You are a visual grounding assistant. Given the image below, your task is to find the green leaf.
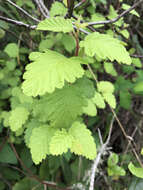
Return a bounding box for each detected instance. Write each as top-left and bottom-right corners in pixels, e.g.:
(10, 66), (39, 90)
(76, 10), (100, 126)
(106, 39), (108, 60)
(117, 29), (130, 39)
(24, 119), (41, 148)
(97, 81), (114, 94)
(108, 5), (123, 27)
(128, 162), (143, 178)
(50, 129), (73, 155)
(129, 178), (143, 190)
(50, 1), (67, 17)
(69, 122), (97, 160)
(132, 58), (142, 68)
(82, 98), (97, 116)
(22, 50), (84, 96)
(108, 153), (119, 167)
(37, 17), (73, 33)
(61, 34), (76, 53)
(104, 62), (117, 77)
(4, 43), (18, 58)
(33, 77), (94, 128)
(12, 177), (42, 190)
(0, 143), (17, 164)
(108, 165), (126, 176)
(122, 4), (139, 17)
(9, 107), (29, 131)
(133, 81), (143, 93)
(29, 125), (57, 164)
(120, 90), (131, 109)
(103, 93), (116, 109)
(80, 32), (131, 64)
(92, 92), (105, 109)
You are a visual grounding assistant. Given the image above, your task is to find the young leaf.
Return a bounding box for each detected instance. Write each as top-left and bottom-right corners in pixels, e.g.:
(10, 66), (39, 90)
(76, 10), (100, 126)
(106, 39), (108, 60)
(103, 93), (116, 109)
(24, 119), (41, 148)
(108, 153), (119, 167)
(128, 162), (143, 178)
(9, 107), (29, 131)
(22, 50), (84, 96)
(50, 1), (67, 17)
(97, 81), (114, 94)
(50, 129), (73, 155)
(4, 43), (19, 58)
(108, 165), (126, 176)
(69, 122), (96, 160)
(104, 62), (117, 76)
(29, 125), (57, 164)
(122, 4), (139, 17)
(80, 32), (132, 64)
(37, 17), (73, 33)
(92, 92), (106, 109)
(82, 99), (97, 116)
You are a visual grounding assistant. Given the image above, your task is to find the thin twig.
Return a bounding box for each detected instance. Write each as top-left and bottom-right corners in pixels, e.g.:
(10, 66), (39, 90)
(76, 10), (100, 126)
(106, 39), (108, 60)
(6, 0), (40, 22)
(131, 54), (143, 58)
(89, 117), (114, 190)
(38, 0), (50, 17)
(74, 0), (87, 9)
(87, 0), (143, 26)
(87, 64), (98, 83)
(0, 16), (36, 29)
(34, 0), (50, 18)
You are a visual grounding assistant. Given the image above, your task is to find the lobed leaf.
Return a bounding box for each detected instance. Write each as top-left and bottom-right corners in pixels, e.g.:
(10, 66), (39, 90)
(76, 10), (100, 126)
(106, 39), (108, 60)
(80, 32), (132, 64)
(50, 129), (73, 155)
(37, 17), (73, 33)
(29, 125), (57, 164)
(22, 50), (84, 96)
(69, 122), (97, 160)
(33, 77), (95, 128)
(9, 107), (29, 131)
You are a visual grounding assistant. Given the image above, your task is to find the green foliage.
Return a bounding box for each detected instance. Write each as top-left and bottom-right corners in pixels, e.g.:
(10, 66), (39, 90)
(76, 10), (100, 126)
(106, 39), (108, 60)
(50, 1), (67, 17)
(29, 122), (96, 164)
(122, 4), (139, 17)
(22, 50), (84, 96)
(0, 143), (17, 164)
(29, 125), (57, 164)
(4, 43), (19, 58)
(128, 162), (143, 178)
(49, 129), (73, 155)
(97, 81), (116, 108)
(37, 17), (73, 33)
(80, 32), (132, 64)
(9, 107), (29, 131)
(33, 77), (94, 127)
(12, 178), (43, 190)
(107, 153), (126, 177)
(69, 122), (96, 159)
(129, 178), (143, 190)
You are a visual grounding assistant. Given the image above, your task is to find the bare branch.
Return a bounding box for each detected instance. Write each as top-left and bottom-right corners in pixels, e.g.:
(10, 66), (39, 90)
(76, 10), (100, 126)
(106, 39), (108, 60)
(6, 0), (40, 22)
(0, 15), (36, 29)
(87, 0), (143, 26)
(74, 0), (87, 9)
(89, 117), (114, 190)
(34, 0), (50, 18)
(131, 54), (143, 58)
(38, 0), (50, 17)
